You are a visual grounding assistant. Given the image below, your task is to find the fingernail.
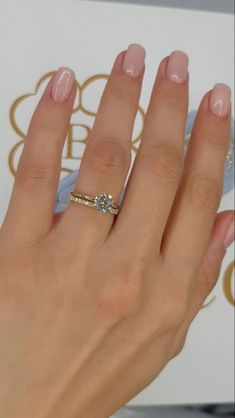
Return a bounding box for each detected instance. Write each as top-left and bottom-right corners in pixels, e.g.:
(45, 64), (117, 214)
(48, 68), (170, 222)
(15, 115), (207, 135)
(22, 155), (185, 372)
(122, 44), (146, 78)
(166, 50), (189, 83)
(224, 219), (234, 249)
(209, 83), (231, 117)
(51, 67), (75, 102)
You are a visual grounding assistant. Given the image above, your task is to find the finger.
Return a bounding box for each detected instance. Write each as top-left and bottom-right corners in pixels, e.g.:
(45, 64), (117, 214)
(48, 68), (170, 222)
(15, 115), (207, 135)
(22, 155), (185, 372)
(162, 84), (232, 281)
(110, 51), (189, 254)
(195, 210), (234, 306)
(2, 67), (77, 244)
(171, 210), (234, 357)
(61, 44), (146, 244)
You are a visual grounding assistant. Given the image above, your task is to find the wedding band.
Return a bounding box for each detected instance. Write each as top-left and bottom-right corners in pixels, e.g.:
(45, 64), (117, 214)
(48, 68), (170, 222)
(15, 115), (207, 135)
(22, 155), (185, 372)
(70, 191), (120, 215)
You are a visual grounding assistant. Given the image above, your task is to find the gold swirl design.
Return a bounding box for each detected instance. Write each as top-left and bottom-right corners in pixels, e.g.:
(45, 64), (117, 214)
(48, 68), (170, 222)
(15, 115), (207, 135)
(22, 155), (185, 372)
(8, 72), (145, 176)
(223, 260), (235, 306)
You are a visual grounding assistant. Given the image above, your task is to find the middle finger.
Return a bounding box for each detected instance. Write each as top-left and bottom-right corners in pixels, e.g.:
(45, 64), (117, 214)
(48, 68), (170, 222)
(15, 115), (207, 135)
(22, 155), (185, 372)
(110, 51), (189, 255)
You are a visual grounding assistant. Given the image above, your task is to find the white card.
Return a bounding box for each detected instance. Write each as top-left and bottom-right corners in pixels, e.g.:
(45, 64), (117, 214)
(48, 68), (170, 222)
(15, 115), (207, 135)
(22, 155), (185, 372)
(0, 0), (234, 406)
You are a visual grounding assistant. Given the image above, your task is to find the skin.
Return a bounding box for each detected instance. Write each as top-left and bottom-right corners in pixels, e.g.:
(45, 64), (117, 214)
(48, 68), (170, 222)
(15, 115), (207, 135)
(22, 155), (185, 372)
(0, 51), (234, 418)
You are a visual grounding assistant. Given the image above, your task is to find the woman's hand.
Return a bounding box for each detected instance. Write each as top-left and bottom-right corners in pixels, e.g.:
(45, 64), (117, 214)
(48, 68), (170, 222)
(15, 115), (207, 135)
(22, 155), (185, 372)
(0, 45), (234, 418)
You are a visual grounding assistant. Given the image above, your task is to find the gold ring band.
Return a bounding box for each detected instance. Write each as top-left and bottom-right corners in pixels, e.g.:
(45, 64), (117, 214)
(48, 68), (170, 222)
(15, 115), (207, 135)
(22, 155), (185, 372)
(70, 191), (120, 215)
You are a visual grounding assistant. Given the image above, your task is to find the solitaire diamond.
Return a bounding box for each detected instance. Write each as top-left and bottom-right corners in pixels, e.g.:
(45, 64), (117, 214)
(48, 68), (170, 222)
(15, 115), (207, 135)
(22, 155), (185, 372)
(94, 193), (113, 213)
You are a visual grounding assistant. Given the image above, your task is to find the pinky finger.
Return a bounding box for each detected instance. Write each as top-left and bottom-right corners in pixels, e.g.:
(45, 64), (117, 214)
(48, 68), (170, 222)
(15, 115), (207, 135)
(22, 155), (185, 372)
(170, 210), (234, 357)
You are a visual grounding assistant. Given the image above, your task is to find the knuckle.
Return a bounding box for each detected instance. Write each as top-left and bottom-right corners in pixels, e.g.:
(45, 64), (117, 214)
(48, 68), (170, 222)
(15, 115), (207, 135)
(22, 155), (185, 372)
(199, 268), (217, 297)
(87, 138), (129, 175)
(17, 162), (55, 188)
(125, 250), (148, 280)
(162, 93), (186, 113)
(30, 115), (59, 137)
(172, 335), (187, 358)
(189, 176), (221, 216)
(97, 281), (141, 325)
(206, 133), (228, 150)
(110, 83), (137, 107)
(199, 123), (229, 151)
(142, 143), (183, 181)
(158, 298), (188, 333)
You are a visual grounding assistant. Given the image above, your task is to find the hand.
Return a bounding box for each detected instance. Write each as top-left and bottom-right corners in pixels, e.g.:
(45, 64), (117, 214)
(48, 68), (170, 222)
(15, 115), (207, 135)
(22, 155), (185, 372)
(0, 45), (234, 418)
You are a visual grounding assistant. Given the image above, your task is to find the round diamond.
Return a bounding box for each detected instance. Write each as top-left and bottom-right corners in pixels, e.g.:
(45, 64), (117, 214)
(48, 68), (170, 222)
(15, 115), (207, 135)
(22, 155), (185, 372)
(94, 193), (113, 213)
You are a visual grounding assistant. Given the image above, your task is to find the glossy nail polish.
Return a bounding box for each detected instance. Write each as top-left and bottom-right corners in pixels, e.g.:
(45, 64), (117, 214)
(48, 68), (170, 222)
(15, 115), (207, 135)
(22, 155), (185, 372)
(122, 43), (146, 78)
(224, 220), (235, 249)
(209, 83), (231, 117)
(166, 50), (189, 83)
(51, 67), (75, 102)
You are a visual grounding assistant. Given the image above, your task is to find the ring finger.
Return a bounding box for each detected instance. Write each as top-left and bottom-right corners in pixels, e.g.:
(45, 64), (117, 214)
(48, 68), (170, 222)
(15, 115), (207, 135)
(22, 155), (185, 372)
(62, 44), (146, 245)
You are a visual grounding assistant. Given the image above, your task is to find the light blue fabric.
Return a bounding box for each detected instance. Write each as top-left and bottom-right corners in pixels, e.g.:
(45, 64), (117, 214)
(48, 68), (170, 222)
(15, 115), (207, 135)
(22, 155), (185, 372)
(54, 113), (234, 213)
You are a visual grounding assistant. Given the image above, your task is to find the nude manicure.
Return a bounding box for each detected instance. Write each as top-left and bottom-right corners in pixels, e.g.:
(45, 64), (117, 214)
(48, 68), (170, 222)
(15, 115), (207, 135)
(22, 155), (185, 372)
(166, 50), (189, 83)
(51, 67), (75, 102)
(224, 220), (235, 249)
(209, 83), (231, 117)
(122, 44), (146, 78)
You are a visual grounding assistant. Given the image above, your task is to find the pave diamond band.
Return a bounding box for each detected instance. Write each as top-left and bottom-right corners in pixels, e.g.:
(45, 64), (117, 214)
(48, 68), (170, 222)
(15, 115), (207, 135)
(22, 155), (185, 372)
(70, 191), (120, 215)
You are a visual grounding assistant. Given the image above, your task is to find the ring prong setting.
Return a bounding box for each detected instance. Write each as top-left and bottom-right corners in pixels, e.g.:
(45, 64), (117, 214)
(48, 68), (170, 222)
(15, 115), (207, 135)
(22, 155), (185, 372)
(94, 192), (113, 213)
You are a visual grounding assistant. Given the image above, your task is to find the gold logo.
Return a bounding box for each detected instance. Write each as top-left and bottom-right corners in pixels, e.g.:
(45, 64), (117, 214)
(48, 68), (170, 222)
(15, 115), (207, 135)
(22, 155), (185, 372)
(223, 260), (235, 306)
(9, 71), (145, 176)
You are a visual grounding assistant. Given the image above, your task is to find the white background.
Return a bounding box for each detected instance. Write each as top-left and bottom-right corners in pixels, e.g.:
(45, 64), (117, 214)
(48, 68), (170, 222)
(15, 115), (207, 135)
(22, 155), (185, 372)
(0, 0), (234, 406)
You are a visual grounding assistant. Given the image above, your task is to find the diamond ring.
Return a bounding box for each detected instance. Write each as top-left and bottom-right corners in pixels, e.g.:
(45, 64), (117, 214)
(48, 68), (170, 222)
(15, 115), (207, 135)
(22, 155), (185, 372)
(70, 191), (120, 215)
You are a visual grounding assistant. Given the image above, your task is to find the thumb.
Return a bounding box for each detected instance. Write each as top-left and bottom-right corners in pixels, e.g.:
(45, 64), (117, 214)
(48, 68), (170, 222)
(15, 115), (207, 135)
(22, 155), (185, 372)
(198, 209), (234, 299)
(188, 209), (234, 316)
(171, 210), (234, 358)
